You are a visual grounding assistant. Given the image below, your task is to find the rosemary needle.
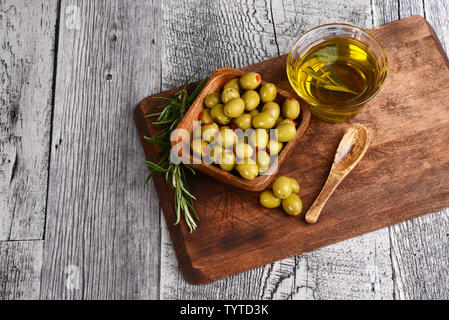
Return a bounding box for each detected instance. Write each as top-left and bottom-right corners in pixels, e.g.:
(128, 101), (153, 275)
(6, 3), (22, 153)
(143, 72), (208, 233)
(305, 66), (358, 95)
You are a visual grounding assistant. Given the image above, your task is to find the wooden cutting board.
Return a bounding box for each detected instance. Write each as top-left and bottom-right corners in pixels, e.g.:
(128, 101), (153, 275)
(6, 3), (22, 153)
(134, 16), (449, 284)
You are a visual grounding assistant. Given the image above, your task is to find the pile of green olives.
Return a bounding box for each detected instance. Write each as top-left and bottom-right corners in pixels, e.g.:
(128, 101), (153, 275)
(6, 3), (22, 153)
(259, 176), (302, 216)
(192, 72), (301, 181)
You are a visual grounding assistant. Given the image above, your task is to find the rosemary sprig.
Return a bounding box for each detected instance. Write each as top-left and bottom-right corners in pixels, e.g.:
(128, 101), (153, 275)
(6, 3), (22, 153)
(305, 66), (359, 95)
(143, 72), (208, 233)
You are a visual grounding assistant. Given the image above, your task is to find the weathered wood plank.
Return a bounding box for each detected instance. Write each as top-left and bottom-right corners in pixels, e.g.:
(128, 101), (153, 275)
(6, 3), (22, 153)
(160, 219), (269, 299)
(425, 0), (449, 52)
(161, 0), (279, 89)
(371, 0), (398, 26)
(271, 0), (373, 54)
(372, 0), (449, 300)
(386, 0), (449, 300)
(160, 0), (394, 299)
(40, 0), (162, 299)
(160, 0), (278, 299)
(259, 232), (393, 299)
(0, 0), (57, 240)
(399, 0), (424, 17)
(390, 209), (449, 299)
(0, 240), (44, 299)
(260, 0), (393, 300)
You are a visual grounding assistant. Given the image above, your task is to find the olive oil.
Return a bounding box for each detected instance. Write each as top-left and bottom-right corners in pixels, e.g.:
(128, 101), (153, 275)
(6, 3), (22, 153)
(287, 38), (384, 122)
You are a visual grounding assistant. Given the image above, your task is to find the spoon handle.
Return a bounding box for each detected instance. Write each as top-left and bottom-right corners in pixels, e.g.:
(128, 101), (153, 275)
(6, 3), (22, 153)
(305, 172), (343, 224)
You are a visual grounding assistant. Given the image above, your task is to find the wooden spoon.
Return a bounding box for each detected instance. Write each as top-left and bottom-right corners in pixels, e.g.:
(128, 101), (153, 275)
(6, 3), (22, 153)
(305, 123), (372, 224)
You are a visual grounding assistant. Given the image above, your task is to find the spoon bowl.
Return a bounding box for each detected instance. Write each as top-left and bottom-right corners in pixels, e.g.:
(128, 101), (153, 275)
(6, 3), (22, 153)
(305, 124), (371, 224)
(333, 124), (371, 174)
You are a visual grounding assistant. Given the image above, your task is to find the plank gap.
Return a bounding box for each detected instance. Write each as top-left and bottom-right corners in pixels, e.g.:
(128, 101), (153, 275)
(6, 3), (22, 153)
(269, 0), (280, 56)
(42, 0), (62, 242)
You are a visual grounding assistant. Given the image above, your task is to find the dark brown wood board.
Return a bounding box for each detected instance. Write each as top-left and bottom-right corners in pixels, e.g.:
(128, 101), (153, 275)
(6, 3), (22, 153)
(134, 16), (449, 284)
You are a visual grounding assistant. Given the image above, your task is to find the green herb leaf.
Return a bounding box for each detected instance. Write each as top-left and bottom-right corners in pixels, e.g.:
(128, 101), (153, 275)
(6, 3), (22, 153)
(304, 66), (359, 95)
(142, 71), (203, 232)
(143, 136), (170, 147)
(151, 96), (173, 101)
(187, 76), (209, 103)
(183, 70), (200, 88)
(143, 160), (169, 173)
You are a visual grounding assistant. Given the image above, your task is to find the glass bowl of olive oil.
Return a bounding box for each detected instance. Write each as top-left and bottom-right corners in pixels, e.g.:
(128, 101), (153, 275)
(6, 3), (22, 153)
(287, 23), (388, 122)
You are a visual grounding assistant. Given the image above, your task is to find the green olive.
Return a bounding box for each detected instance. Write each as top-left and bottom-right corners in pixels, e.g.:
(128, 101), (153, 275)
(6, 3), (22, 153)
(252, 112), (276, 129)
(282, 193), (303, 216)
(235, 142), (254, 159)
(191, 140), (209, 157)
(221, 88), (240, 104)
(272, 176), (293, 199)
(262, 102), (280, 119)
(220, 150), (236, 171)
(259, 83), (277, 102)
(204, 93), (221, 108)
(224, 98), (245, 118)
(239, 72), (261, 90)
(289, 178), (300, 193)
(256, 150), (271, 173)
(279, 118), (296, 125)
(276, 122), (296, 142)
(241, 90), (260, 111)
(233, 113), (252, 130)
(201, 122), (219, 143)
(282, 98), (300, 119)
(215, 128), (237, 148)
(249, 128), (268, 149)
(236, 159), (259, 180)
(249, 109), (259, 117)
(266, 139), (283, 155)
(208, 145), (223, 163)
(223, 78), (240, 92)
(199, 109), (213, 124)
(210, 104), (230, 125)
(259, 190), (281, 208)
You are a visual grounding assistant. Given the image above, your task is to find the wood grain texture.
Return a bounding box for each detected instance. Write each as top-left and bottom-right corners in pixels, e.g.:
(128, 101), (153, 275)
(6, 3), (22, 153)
(380, 0), (449, 300)
(0, 240), (44, 299)
(40, 0), (162, 299)
(390, 209), (449, 299)
(305, 124), (372, 224)
(0, 0), (57, 240)
(259, 0), (394, 300)
(271, 0), (373, 55)
(371, 0), (398, 26)
(259, 233), (393, 299)
(160, 0), (280, 299)
(1, 0), (446, 300)
(399, 0), (424, 17)
(137, 15), (449, 288)
(161, 0), (280, 89)
(425, 0), (449, 52)
(158, 0), (395, 299)
(250, 0), (394, 301)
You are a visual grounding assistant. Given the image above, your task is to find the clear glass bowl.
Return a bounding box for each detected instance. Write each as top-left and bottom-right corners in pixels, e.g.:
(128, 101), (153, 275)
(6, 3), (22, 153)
(286, 23), (388, 122)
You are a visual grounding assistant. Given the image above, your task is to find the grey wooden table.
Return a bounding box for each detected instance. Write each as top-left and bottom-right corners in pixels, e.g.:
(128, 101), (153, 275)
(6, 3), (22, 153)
(1, 0), (448, 300)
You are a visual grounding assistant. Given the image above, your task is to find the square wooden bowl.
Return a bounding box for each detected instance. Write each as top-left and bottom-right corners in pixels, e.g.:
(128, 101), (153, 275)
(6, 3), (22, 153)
(172, 67), (311, 192)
